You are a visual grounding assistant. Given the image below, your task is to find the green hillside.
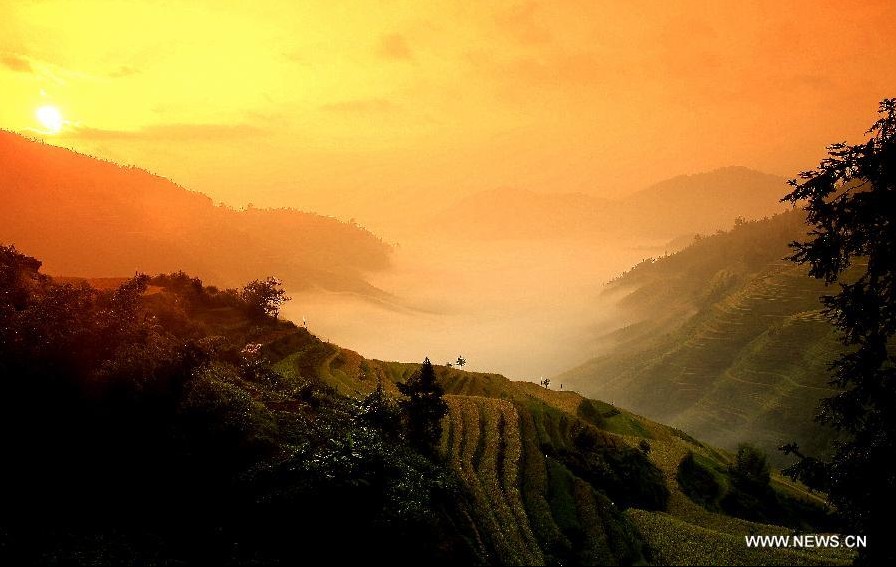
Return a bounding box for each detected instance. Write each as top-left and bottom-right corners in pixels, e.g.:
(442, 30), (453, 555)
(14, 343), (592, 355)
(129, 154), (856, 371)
(271, 328), (848, 565)
(557, 210), (842, 464)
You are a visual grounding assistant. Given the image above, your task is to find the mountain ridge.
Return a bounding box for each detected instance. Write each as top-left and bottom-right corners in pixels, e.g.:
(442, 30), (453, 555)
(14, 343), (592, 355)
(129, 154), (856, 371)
(0, 130), (391, 294)
(431, 166), (788, 240)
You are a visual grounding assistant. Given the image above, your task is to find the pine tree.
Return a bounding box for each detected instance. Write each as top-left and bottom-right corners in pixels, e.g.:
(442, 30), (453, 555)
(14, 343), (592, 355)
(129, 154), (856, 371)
(397, 358), (448, 457)
(782, 98), (896, 565)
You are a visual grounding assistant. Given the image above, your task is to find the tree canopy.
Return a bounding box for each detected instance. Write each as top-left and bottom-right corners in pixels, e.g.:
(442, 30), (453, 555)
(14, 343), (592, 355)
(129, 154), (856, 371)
(783, 98), (896, 564)
(240, 276), (290, 319)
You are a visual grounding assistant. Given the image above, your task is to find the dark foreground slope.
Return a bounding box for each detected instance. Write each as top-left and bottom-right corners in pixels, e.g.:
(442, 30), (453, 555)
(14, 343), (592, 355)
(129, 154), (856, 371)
(557, 210), (842, 464)
(0, 130), (390, 293)
(0, 245), (846, 565)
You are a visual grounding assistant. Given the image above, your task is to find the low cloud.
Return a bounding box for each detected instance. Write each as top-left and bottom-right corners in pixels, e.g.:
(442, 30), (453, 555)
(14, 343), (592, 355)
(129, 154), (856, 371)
(1, 54), (33, 73)
(495, 2), (552, 45)
(108, 65), (140, 78)
(63, 122), (264, 141)
(794, 74), (836, 91)
(377, 33), (413, 60)
(320, 98), (396, 113)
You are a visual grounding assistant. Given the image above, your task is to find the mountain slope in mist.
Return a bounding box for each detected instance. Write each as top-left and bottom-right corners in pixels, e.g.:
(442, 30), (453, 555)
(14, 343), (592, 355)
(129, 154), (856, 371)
(621, 166), (788, 236)
(557, 210), (841, 465)
(0, 131), (390, 292)
(434, 166), (787, 240)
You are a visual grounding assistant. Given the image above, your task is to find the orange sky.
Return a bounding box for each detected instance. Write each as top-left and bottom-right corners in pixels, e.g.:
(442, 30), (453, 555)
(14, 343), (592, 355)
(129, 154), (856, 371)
(1, 0), (894, 223)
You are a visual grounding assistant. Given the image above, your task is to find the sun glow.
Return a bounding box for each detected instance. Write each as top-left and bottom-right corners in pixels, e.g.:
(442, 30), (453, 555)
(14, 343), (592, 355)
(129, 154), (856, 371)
(36, 105), (64, 134)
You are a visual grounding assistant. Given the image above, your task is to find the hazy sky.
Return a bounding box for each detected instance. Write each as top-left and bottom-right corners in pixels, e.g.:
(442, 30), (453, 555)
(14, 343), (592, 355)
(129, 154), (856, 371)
(1, 0), (894, 219)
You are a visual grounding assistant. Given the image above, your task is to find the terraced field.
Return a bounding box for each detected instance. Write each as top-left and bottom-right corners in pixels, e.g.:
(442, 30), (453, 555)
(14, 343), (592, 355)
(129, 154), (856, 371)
(444, 396), (543, 564)
(264, 326), (850, 565)
(614, 416), (852, 566)
(559, 211), (844, 463)
(438, 370), (851, 565)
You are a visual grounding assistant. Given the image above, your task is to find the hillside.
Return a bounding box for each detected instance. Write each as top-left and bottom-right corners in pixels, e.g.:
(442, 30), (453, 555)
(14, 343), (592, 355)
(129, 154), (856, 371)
(0, 130), (390, 293)
(620, 167), (788, 236)
(432, 167), (788, 240)
(1, 244), (848, 565)
(274, 322), (848, 566)
(557, 210), (842, 465)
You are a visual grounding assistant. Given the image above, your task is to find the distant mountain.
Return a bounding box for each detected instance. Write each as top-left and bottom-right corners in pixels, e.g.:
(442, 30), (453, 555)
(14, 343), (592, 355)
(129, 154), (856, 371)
(619, 166), (789, 236)
(0, 130), (391, 293)
(433, 167), (788, 240)
(556, 210), (841, 464)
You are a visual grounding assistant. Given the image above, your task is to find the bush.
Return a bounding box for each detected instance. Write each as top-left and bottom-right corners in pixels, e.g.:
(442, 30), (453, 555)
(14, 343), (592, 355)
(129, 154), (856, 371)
(576, 399), (606, 427)
(560, 424), (669, 510)
(677, 452), (724, 510)
(730, 443), (770, 489)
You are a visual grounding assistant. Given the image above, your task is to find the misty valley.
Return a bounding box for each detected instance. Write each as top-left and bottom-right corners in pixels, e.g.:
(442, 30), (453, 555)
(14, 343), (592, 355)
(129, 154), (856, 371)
(4, 101), (894, 565)
(1, 3), (895, 564)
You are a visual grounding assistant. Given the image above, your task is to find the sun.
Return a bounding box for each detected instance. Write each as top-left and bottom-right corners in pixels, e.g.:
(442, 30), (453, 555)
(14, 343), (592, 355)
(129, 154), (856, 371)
(35, 105), (64, 134)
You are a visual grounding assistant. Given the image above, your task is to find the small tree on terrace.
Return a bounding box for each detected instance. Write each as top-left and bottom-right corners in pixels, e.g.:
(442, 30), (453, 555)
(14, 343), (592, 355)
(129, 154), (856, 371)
(397, 357), (448, 457)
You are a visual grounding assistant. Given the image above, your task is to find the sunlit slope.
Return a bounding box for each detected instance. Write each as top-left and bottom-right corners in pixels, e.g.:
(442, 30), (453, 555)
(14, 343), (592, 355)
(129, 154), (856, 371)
(266, 329), (848, 565)
(0, 131), (390, 293)
(558, 210), (841, 463)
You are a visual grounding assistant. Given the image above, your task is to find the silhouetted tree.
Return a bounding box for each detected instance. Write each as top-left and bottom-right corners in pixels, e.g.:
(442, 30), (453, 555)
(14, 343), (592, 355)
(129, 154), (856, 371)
(540, 377), (551, 389)
(241, 277), (290, 319)
(779, 443), (828, 493)
(455, 355), (466, 369)
(397, 358), (448, 457)
(782, 98), (896, 565)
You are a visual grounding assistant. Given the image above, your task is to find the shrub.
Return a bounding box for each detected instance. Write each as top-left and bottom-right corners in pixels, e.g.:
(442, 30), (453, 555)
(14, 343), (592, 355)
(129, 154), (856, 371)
(677, 452), (724, 510)
(730, 443), (770, 489)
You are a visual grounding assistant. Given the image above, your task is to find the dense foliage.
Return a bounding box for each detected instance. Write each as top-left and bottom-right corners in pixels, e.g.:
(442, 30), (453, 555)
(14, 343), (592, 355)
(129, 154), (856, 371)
(782, 98), (896, 564)
(676, 447), (837, 532)
(0, 245), (470, 564)
(240, 276), (290, 319)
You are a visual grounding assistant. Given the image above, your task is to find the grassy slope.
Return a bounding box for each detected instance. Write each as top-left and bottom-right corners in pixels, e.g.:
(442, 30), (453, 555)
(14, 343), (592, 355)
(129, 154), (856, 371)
(558, 211), (842, 463)
(263, 327), (849, 565)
